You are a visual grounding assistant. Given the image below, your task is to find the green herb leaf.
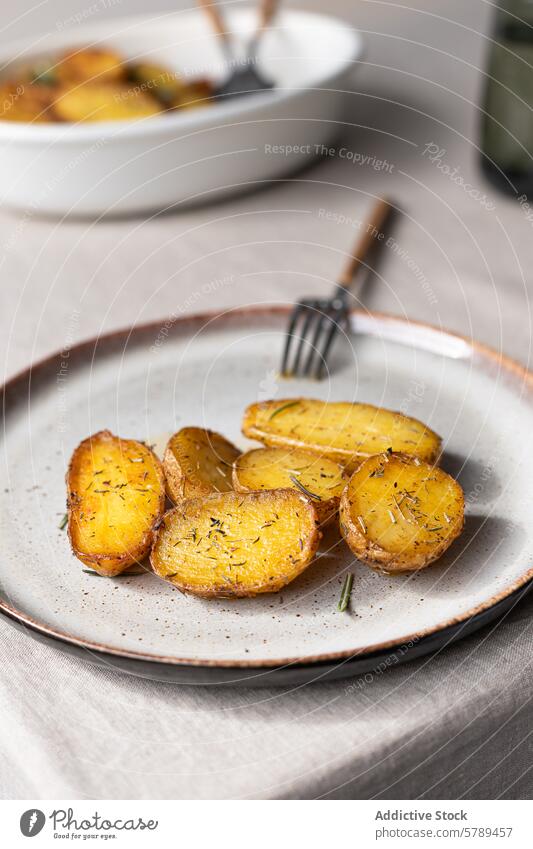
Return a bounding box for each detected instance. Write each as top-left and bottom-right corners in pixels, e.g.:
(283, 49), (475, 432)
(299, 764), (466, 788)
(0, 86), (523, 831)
(337, 572), (354, 612)
(268, 401), (300, 420)
(31, 65), (57, 86)
(58, 513), (68, 530)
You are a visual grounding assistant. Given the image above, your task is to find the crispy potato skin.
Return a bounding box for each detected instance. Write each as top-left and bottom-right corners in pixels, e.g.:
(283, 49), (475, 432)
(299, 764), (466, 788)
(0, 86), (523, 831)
(67, 430), (165, 577)
(232, 446), (345, 526)
(339, 452), (464, 573)
(151, 490), (321, 597)
(163, 427), (240, 504)
(242, 398), (442, 472)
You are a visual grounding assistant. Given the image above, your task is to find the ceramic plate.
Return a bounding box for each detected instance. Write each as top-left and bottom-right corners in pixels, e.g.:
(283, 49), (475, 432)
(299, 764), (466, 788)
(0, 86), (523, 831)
(1, 307), (532, 686)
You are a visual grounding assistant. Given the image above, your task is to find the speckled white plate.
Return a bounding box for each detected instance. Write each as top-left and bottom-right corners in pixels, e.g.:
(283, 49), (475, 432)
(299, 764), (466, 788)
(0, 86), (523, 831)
(1, 307), (532, 686)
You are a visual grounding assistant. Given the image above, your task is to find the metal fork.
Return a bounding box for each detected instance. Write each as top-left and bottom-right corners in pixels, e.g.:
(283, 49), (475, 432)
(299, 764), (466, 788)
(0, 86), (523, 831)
(198, 0), (279, 98)
(280, 197), (395, 379)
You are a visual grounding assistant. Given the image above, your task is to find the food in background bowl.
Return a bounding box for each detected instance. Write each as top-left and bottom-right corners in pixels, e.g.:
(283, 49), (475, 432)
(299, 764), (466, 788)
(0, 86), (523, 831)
(0, 46), (213, 123)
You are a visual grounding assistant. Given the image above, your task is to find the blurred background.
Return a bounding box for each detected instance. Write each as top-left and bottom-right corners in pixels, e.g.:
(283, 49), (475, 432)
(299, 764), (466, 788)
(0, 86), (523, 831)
(1, 0), (530, 380)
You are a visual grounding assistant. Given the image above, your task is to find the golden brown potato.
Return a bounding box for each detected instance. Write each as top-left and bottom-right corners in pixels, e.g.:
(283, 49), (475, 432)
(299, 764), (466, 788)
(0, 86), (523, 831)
(151, 490), (321, 597)
(163, 428), (240, 504)
(1, 49), (212, 124)
(67, 430), (165, 577)
(0, 82), (55, 122)
(128, 62), (188, 106)
(339, 452), (464, 573)
(53, 83), (162, 122)
(174, 78), (212, 109)
(242, 398), (441, 473)
(233, 446), (345, 525)
(55, 48), (126, 85)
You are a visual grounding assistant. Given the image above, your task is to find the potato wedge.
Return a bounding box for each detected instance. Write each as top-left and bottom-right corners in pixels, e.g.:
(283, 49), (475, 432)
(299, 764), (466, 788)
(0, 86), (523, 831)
(242, 398), (441, 472)
(174, 79), (213, 109)
(0, 82), (55, 122)
(67, 430), (165, 576)
(151, 490), (321, 597)
(128, 62), (188, 106)
(163, 427), (240, 503)
(56, 48), (126, 85)
(233, 446), (345, 525)
(339, 452), (464, 573)
(54, 83), (162, 122)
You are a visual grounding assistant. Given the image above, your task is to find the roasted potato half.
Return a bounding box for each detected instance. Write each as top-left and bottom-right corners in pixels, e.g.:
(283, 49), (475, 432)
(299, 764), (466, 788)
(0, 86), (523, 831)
(0, 82), (55, 122)
(128, 62), (188, 106)
(67, 430), (165, 576)
(55, 48), (126, 85)
(243, 399), (441, 473)
(151, 490), (321, 597)
(233, 446), (345, 525)
(339, 452), (464, 573)
(163, 427), (240, 504)
(54, 83), (162, 122)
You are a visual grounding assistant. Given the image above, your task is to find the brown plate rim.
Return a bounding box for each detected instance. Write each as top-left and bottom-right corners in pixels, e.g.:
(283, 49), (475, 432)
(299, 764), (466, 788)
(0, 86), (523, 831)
(2, 305), (532, 669)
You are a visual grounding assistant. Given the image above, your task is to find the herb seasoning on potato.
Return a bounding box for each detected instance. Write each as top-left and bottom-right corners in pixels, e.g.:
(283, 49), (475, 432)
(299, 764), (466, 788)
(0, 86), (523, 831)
(233, 446), (345, 525)
(339, 452), (464, 573)
(242, 398), (441, 472)
(66, 430), (165, 577)
(151, 490), (321, 597)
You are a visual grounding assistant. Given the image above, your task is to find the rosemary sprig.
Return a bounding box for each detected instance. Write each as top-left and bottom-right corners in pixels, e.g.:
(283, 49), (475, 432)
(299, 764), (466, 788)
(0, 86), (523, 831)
(337, 572), (354, 612)
(59, 513), (68, 530)
(289, 475), (322, 501)
(268, 401), (300, 420)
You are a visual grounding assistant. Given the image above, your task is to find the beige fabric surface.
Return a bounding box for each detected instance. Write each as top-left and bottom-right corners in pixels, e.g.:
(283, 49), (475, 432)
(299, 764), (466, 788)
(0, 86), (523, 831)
(0, 0), (532, 799)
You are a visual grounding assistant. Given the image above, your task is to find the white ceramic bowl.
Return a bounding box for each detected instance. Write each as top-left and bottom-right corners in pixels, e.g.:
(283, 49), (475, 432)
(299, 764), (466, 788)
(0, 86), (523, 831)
(0, 9), (362, 217)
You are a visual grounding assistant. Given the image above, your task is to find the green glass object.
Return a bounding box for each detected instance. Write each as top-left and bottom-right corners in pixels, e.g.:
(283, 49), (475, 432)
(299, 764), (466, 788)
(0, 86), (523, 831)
(481, 0), (533, 195)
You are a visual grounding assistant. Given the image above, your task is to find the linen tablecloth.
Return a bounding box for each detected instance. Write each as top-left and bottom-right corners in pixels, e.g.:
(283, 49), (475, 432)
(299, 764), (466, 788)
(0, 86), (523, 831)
(1, 0), (532, 799)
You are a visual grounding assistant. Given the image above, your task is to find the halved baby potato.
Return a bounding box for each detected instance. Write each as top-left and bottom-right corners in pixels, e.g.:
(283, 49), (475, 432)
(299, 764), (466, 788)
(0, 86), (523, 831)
(242, 398), (441, 473)
(163, 427), (240, 504)
(67, 430), (165, 576)
(233, 446), (345, 525)
(55, 48), (126, 85)
(339, 452), (464, 573)
(151, 489), (321, 597)
(53, 83), (162, 122)
(174, 79), (213, 109)
(0, 82), (55, 122)
(128, 62), (188, 106)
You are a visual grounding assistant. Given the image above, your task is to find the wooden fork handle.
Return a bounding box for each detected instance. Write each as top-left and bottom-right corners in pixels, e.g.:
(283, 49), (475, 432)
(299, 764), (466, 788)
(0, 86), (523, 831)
(256, 0), (280, 33)
(197, 0), (233, 53)
(337, 197), (394, 289)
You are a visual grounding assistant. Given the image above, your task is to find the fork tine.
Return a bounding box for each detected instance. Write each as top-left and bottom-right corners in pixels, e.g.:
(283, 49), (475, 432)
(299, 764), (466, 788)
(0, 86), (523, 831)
(291, 303), (320, 376)
(314, 302), (347, 380)
(302, 306), (330, 377)
(280, 303), (306, 376)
